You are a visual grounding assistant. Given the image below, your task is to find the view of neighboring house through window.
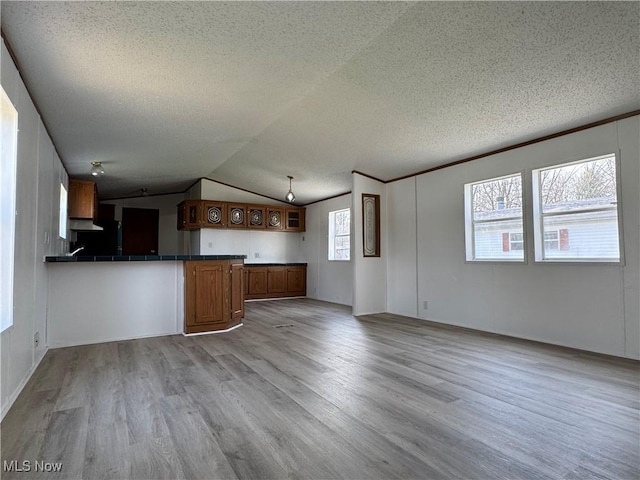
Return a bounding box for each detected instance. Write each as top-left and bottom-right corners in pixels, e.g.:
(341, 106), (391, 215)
(465, 173), (524, 261)
(532, 154), (620, 262)
(328, 208), (350, 260)
(1, 86), (18, 332)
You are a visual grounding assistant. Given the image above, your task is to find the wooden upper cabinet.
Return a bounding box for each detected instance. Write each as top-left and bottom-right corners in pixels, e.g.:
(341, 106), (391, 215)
(202, 201), (227, 228)
(266, 207), (284, 230)
(227, 204), (247, 229)
(285, 208), (305, 232)
(177, 200), (202, 230)
(177, 200), (304, 232)
(68, 179), (97, 220)
(247, 205), (266, 229)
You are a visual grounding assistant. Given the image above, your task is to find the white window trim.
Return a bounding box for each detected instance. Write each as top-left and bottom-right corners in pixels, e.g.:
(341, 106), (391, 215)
(532, 152), (624, 265)
(464, 172), (526, 263)
(59, 184), (68, 240)
(328, 208), (350, 261)
(1, 86), (18, 333)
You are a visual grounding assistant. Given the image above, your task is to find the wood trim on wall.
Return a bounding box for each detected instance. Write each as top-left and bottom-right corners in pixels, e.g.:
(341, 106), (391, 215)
(301, 191), (352, 207)
(388, 110), (640, 184)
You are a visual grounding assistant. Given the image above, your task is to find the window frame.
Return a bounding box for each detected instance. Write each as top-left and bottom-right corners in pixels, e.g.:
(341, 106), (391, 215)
(328, 208), (351, 261)
(464, 172), (526, 263)
(1, 86), (18, 333)
(59, 183), (68, 240)
(531, 153), (624, 265)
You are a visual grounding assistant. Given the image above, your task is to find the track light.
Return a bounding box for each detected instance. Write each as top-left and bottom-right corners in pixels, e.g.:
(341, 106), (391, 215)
(285, 175), (295, 203)
(90, 161), (105, 176)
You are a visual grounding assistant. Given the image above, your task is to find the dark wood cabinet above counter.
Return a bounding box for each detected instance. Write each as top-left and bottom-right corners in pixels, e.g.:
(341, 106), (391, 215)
(68, 179), (98, 221)
(178, 200), (305, 232)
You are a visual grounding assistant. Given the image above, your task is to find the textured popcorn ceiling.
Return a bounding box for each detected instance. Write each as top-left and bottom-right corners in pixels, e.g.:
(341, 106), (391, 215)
(2, 1), (638, 203)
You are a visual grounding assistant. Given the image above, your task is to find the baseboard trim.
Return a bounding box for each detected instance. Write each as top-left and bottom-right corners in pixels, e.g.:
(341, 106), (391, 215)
(1, 347), (49, 421)
(47, 330), (181, 349)
(182, 323), (243, 336)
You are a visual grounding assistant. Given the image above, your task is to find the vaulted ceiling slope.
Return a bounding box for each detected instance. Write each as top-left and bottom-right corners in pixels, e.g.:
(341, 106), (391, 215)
(2, 1), (638, 204)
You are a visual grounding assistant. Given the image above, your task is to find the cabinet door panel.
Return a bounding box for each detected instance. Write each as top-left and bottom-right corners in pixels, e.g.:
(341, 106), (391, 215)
(193, 264), (225, 325)
(267, 268), (286, 293)
(177, 200), (202, 230)
(285, 208), (305, 232)
(266, 208), (283, 230)
(286, 267), (306, 296)
(202, 201), (227, 228)
(227, 204), (247, 228)
(247, 206), (266, 229)
(248, 269), (267, 295)
(68, 179), (96, 219)
(230, 261), (244, 320)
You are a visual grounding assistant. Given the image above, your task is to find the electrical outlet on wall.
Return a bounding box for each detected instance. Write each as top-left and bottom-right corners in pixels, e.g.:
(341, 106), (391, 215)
(254, 252), (260, 258)
(422, 301), (428, 310)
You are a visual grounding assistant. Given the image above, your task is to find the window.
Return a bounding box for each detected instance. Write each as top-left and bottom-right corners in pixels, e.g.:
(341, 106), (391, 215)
(1, 86), (18, 332)
(59, 184), (67, 239)
(465, 173), (524, 261)
(509, 232), (524, 251)
(328, 208), (350, 260)
(533, 154), (620, 262)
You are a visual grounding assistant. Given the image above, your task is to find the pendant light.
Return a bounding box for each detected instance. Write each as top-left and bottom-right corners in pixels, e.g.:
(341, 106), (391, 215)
(285, 175), (295, 203)
(90, 161), (105, 176)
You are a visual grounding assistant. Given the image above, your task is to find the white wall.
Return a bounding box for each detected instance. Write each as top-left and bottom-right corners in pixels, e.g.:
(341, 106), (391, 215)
(47, 263), (183, 348)
(386, 177), (418, 317)
(199, 229), (302, 263)
(102, 193), (185, 254)
(200, 178), (289, 206)
(1, 40), (68, 418)
(301, 194), (353, 306)
(387, 117), (639, 359)
(352, 173), (387, 316)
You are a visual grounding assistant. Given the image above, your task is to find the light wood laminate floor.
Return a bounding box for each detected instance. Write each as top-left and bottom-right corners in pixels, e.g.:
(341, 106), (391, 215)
(1, 299), (638, 479)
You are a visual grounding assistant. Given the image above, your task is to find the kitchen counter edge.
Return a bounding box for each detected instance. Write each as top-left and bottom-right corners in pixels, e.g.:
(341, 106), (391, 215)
(45, 255), (248, 263)
(244, 263), (308, 267)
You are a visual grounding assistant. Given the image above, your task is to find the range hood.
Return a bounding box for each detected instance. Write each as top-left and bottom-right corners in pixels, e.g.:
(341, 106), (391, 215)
(69, 219), (103, 231)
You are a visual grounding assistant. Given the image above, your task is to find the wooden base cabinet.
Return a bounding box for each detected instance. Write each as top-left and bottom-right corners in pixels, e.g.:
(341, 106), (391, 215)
(184, 260), (244, 334)
(286, 267), (306, 296)
(244, 265), (306, 300)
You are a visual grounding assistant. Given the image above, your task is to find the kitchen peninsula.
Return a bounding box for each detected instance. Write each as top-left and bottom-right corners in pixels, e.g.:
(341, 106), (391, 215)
(45, 255), (246, 347)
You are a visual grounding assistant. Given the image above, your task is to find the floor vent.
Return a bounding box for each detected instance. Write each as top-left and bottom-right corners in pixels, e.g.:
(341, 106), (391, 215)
(273, 324), (295, 328)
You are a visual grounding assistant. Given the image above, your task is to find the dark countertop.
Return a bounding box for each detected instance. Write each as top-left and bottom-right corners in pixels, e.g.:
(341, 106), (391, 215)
(46, 255), (247, 263)
(244, 263), (307, 267)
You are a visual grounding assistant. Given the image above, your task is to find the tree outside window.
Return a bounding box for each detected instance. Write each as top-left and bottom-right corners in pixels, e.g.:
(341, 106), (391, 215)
(328, 208), (350, 261)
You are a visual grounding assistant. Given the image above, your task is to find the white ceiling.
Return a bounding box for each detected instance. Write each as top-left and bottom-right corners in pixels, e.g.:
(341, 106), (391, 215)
(2, 1), (638, 204)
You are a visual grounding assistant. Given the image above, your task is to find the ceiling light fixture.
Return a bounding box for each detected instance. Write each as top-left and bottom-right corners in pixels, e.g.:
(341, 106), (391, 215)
(285, 175), (295, 203)
(90, 161), (105, 176)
